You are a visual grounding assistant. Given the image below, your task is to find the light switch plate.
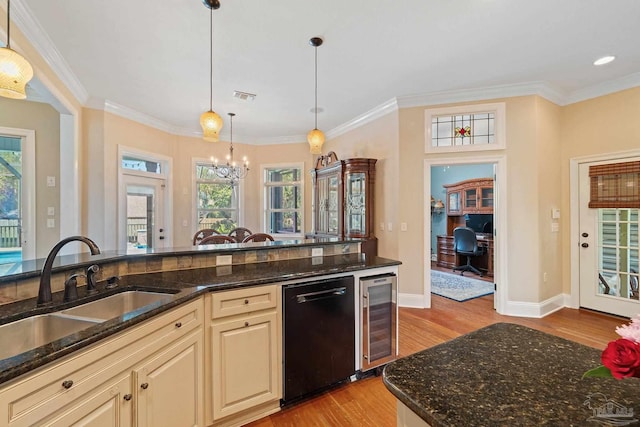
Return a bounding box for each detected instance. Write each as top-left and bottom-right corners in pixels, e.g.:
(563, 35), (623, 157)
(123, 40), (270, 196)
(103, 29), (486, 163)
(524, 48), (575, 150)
(400, 222), (407, 232)
(311, 247), (323, 257)
(47, 176), (56, 187)
(47, 218), (55, 228)
(216, 255), (232, 266)
(387, 222), (393, 232)
(47, 207), (55, 216)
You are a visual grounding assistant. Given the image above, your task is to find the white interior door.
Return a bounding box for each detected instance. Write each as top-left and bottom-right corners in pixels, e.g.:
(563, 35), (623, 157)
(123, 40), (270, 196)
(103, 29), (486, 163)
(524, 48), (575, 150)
(120, 174), (166, 252)
(579, 161), (640, 317)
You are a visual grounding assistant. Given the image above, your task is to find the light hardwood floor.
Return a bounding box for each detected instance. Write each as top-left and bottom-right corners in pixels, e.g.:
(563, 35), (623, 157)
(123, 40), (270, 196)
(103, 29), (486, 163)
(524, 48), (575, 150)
(247, 293), (624, 427)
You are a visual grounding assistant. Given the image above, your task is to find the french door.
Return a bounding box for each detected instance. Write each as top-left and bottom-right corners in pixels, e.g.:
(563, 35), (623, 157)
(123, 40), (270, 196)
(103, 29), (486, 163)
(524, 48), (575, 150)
(120, 174), (166, 253)
(579, 161), (640, 317)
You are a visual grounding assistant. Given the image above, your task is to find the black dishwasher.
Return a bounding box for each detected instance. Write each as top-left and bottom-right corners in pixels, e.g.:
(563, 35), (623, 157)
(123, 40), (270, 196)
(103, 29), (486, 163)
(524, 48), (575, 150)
(282, 275), (355, 404)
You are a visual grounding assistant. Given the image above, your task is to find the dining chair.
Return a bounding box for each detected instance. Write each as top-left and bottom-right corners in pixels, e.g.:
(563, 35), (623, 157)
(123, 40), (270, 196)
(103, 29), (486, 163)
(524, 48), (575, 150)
(192, 228), (221, 245)
(198, 235), (237, 245)
(242, 233), (274, 243)
(228, 227), (252, 243)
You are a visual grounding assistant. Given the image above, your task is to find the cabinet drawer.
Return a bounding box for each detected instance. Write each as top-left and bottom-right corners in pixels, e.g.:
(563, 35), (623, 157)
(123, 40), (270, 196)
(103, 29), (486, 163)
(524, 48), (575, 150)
(210, 286), (277, 319)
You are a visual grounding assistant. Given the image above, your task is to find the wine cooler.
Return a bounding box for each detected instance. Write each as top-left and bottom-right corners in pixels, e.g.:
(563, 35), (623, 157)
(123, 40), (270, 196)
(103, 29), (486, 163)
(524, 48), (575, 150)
(360, 274), (397, 372)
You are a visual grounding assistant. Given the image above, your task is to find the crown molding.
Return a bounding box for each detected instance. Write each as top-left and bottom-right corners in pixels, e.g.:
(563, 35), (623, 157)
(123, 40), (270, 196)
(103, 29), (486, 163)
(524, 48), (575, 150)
(397, 81), (568, 109)
(12, 0), (89, 105)
(103, 100), (190, 136)
(564, 72), (640, 105)
(326, 98), (399, 140)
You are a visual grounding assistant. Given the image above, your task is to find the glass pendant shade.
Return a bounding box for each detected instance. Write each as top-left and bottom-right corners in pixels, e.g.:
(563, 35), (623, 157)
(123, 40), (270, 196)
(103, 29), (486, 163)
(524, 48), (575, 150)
(0, 46), (33, 100)
(200, 110), (223, 142)
(307, 128), (325, 155)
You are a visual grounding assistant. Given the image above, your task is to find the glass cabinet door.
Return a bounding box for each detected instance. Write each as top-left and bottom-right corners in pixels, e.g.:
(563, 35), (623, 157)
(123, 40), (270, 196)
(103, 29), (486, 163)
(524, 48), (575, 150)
(346, 172), (366, 235)
(464, 188), (477, 209)
(317, 177), (329, 233)
(480, 187), (494, 209)
(447, 191), (461, 215)
(327, 175), (339, 234)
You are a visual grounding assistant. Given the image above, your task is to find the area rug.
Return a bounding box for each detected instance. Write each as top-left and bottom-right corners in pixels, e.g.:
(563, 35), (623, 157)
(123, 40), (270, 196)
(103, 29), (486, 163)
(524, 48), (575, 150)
(430, 270), (494, 302)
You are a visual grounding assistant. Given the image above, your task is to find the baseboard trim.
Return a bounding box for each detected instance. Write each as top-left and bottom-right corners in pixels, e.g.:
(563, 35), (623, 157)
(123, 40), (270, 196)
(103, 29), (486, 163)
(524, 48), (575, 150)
(501, 293), (568, 318)
(399, 293), (426, 309)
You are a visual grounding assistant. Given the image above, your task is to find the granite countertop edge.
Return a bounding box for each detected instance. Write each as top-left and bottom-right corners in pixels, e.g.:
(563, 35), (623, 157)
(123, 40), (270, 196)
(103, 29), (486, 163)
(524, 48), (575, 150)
(0, 254), (400, 385)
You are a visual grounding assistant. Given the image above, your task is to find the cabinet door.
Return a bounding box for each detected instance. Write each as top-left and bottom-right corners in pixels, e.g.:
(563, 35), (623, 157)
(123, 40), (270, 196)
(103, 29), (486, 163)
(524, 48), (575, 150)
(479, 186), (494, 212)
(316, 175), (329, 233)
(134, 330), (203, 427)
(447, 190), (461, 215)
(211, 311), (279, 420)
(345, 172), (366, 237)
(463, 187), (477, 211)
(327, 174), (340, 235)
(42, 374), (132, 427)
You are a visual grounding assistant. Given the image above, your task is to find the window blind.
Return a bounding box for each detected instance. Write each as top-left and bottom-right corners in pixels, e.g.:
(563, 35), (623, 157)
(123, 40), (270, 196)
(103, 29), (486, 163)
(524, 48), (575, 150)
(589, 161), (640, 208)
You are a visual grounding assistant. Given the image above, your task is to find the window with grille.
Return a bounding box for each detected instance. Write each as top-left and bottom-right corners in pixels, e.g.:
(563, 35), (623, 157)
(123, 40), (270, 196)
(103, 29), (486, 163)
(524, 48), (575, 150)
(195, 163), (239, 234)
(263, 164), (304, 236)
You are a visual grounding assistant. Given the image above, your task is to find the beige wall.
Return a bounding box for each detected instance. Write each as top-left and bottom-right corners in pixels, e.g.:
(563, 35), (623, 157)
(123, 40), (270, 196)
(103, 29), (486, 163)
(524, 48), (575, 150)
(559, 87), (640, 293)
(0, 98), (61, 256)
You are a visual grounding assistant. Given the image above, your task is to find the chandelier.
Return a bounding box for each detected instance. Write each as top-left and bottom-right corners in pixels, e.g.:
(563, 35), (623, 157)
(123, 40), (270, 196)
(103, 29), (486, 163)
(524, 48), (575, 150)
(210, 113), (249, 183)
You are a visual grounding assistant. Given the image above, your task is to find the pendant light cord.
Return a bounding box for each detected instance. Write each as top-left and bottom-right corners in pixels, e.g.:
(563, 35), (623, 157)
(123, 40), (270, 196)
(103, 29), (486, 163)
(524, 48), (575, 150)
(209, 7), (213, 111)
(229, 113), (234, 162)
(314, 44), (318, 129)
(6, 0), (11, 49)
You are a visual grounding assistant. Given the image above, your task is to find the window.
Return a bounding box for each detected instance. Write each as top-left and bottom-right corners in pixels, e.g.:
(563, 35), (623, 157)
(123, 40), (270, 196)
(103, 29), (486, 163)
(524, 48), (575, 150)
(122, 155), (162, 174)
(425, 102), (506, 153)
(263, 164), (303, 236)
(195, 163), (239, 234)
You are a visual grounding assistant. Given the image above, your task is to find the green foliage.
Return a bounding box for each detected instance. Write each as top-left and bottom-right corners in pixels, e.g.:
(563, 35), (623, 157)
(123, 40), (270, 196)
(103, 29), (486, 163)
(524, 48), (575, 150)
(583, 365), (613, 379)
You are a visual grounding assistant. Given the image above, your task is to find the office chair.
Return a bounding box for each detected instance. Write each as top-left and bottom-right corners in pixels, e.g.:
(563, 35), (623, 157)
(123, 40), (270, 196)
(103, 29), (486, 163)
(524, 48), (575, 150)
(452, 226), (486, 277)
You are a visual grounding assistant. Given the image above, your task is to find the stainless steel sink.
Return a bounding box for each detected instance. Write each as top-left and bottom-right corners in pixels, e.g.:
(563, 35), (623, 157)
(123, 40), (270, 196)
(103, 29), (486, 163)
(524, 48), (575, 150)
(57, 291), (173, 321)
(0, 314), (101, 360)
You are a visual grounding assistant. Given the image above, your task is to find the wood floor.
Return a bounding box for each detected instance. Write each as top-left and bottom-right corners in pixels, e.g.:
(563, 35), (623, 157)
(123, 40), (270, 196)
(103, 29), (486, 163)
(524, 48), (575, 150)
(246, 293), (624, 427)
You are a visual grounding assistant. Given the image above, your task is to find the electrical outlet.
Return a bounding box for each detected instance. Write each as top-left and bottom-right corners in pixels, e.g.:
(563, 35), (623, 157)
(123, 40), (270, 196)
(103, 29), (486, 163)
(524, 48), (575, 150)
(379, 222), (385, 231)
(400, 222), (407, 232)
(216, 255), (232, 266)
(543, 272), (548, 283)
(311, 247), (323, 257)
(47, 176), (56, 187)
(47, 218), (55, 228)
(47, 207), (55, 216)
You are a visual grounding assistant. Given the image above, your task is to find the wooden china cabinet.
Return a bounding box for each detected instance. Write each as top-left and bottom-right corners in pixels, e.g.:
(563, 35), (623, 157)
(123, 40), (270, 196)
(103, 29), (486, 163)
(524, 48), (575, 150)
(309, 152), (378, 258)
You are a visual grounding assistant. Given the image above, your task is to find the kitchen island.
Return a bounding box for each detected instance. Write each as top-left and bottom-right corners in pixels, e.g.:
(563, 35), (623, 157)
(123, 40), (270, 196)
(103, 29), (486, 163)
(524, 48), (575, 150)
(383, 323), (640, 427)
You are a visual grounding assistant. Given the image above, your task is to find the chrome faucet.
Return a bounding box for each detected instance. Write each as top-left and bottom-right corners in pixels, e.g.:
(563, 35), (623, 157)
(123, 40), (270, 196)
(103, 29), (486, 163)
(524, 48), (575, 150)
(37, 236), (101, 306)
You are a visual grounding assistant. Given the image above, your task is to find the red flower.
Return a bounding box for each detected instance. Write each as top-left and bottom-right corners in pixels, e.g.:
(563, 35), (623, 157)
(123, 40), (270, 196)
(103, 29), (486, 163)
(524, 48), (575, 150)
(601, 338), (640, 379)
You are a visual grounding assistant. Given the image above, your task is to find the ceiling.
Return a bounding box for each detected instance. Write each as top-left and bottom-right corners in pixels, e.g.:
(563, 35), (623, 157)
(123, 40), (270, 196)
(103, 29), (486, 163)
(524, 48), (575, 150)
(11, 0), (640, 144)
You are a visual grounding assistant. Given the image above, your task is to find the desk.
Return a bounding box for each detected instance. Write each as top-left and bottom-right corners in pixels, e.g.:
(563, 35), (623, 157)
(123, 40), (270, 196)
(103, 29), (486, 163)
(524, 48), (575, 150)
(436, 234), (493, 277)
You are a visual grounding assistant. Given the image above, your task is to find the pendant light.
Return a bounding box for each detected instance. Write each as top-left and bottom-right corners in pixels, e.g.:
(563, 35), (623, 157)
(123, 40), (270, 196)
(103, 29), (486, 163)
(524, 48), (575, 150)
(307, 37), (325, 154)
(0, 0), (33, 99)
(200, 0), (223, 142)
(210, 112), (249, 183)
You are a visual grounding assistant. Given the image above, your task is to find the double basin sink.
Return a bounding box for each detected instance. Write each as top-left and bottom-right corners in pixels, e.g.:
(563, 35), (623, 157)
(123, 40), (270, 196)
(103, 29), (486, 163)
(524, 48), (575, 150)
(0, 291), (174, 361)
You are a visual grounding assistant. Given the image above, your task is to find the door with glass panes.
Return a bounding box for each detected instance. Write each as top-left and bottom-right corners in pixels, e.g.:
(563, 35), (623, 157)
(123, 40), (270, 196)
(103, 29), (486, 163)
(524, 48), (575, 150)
(579, 161), (640, 317)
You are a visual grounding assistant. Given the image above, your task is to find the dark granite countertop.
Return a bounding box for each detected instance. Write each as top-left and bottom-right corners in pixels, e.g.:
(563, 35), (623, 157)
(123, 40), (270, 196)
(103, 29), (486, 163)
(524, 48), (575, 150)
(0, 254), (399, 385)
(0, 237), (353, 282)
(383, 323), (640, 427)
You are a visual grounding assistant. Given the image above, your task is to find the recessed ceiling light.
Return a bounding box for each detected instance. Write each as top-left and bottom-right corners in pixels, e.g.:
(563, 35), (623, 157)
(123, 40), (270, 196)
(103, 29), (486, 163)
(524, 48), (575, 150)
(593, 55), (616, 66)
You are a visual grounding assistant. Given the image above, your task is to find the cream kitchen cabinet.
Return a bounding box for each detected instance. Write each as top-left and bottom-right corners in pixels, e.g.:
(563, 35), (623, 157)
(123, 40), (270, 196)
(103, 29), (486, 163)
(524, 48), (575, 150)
(205, 285), (282, 427)
(0, 298), (204, 427)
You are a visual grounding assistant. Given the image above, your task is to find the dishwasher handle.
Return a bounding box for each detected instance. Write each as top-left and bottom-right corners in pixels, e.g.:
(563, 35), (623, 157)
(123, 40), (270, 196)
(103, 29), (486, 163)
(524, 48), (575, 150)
(296, 287), (347, 303)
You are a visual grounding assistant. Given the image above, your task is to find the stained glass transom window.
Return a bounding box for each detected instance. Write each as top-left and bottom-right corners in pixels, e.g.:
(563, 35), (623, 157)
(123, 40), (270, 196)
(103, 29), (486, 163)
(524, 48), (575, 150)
(431, 113), (495, 148)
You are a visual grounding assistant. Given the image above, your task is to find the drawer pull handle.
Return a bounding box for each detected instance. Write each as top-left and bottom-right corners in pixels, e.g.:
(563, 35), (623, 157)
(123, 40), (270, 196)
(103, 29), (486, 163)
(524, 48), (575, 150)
(244, 321), (249, 327)
(141, 383), (149, 390)
(62, 380), (73, 389)
(175, 322), (182, 328)
(123, 394), (132, 401)
(244, 299), (249, 304)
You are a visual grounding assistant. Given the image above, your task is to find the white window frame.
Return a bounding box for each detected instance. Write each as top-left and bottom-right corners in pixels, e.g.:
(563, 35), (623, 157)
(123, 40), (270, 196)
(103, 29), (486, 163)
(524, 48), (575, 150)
(193, 158), (244, 234)
(261, 162), (305, 239)
(425, 102), (506, 153)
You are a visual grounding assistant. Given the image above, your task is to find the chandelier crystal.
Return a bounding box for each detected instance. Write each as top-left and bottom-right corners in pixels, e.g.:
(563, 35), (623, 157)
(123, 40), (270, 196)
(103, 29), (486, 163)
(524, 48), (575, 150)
(210, 113), (249, 184)
(0, 0), (33, 99)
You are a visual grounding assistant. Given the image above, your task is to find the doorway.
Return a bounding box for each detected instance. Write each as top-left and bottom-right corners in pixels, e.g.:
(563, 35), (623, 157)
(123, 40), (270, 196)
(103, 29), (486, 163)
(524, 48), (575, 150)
(577, 159), (640, 317)
(424, 155), (506, 313)
(0, 129), (35, 265)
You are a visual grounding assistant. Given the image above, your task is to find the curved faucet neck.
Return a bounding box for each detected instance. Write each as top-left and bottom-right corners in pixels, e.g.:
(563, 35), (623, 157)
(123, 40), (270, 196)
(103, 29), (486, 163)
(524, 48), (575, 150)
(37, 236), (101, 306)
